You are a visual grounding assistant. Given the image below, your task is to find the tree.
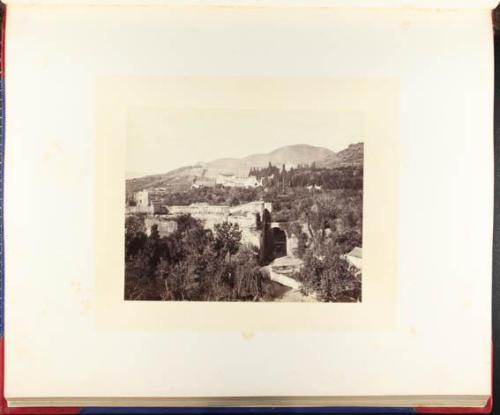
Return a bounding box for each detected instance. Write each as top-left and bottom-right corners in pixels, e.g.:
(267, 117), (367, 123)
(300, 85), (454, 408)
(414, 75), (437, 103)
(297, 232), (307, 258)
(161, 261), (190, 300)
(175, 214), (201, 234)
(233, 246), (264, 300)
(141, 224), (163, 279)
(255, 212), (262, 230)
(214, 222), (242, 261)
(125, 215), (147, 260)
(318, 255), (360, 302)
(298, 241), (360, 302)
(335, 229), (362, 254)
(259, 208), (274, 264)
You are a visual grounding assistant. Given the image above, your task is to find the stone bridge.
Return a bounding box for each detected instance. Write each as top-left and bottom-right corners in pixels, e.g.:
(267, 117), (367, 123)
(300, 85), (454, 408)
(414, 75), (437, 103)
(270, 222), (299, 258)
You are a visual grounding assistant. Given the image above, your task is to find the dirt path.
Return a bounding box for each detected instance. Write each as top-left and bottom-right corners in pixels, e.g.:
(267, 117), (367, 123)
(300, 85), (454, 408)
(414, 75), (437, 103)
(267, 268), (301, 290)
(263, 258), (318, 302)
(277, 289), (317, 302)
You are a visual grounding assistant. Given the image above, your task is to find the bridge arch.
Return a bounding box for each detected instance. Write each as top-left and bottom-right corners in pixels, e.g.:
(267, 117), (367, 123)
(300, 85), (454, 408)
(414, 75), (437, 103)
(269, 222), (300, 258)
(271, 227), (287, 258)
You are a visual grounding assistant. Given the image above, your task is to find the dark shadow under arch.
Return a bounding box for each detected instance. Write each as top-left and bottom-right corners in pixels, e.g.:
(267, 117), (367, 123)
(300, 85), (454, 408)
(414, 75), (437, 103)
(272, 227), (287, 258)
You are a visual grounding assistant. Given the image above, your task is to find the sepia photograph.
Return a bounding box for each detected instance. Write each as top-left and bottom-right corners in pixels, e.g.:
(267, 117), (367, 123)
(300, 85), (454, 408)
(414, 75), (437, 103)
(124, 101), (363, 303)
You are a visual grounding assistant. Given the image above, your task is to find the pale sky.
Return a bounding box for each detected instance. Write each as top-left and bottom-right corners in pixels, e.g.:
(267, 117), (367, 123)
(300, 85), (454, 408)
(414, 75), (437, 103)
(126, 108), (363, 178)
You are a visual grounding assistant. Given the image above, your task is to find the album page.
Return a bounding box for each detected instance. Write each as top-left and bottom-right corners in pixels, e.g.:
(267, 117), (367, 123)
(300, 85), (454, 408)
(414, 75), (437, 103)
(4, 2), (494, 404)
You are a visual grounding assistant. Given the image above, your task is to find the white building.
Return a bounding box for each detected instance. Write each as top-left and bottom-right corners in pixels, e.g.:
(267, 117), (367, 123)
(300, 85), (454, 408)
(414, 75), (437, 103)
(216, 174), (262, 188)
(344, 247), (362, 271)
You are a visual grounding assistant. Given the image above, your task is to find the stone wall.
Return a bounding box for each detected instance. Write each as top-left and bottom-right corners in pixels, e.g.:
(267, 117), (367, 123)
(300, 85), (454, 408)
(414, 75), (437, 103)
(144, 217), (177, 237)
(137, 201), (276, 248)
(163, 201), (272, 246)
(126, 204), (154, 215)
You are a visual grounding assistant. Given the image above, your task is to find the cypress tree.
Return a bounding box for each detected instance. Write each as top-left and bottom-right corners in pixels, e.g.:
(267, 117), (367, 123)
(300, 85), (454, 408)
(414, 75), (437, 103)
(259, 208), (274, 264)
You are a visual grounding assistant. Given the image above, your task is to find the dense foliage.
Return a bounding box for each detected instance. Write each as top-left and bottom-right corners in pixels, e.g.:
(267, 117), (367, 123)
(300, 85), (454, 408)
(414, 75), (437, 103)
(298, 239), (361, 302)
(125, 161), (363, 302)
(148, 164), (362, 208)
(250, 163), (363, 191)
(124, 214), (285, 301)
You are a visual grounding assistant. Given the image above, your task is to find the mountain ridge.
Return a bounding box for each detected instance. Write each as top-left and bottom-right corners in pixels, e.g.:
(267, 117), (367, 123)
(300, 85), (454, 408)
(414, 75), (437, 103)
(126, 142), (363, 192)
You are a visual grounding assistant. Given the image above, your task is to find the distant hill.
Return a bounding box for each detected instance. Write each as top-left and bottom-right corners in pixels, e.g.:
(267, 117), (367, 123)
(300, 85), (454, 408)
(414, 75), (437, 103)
(318, 143), (364, 168)
(205, 144), (337, 176)
(126, 143), (363, 194)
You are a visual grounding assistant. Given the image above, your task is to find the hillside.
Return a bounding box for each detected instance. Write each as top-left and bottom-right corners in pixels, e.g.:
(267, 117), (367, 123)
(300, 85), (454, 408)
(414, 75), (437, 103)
(126, 142), (363, 193)
(318, 143), (363, 168)
(205, 144), (337, 176)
